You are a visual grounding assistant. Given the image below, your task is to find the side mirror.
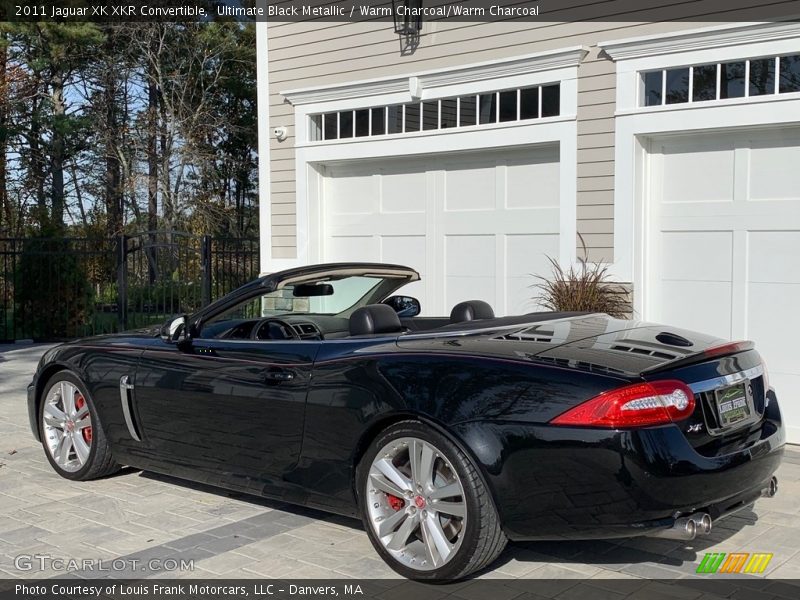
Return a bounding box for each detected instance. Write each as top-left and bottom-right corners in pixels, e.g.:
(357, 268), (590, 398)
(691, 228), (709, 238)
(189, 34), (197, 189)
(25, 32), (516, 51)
(160, 314), (189, 344)
(383, 295), (421, 318)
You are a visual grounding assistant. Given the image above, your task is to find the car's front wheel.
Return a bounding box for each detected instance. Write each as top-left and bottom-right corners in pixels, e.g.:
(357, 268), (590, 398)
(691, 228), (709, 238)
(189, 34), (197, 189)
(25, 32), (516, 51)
(357, 421), (506, 580)
(39, 372), (120, 480)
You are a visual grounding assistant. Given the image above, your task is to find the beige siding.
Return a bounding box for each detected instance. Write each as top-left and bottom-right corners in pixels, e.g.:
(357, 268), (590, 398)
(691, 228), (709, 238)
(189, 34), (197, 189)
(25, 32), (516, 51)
(266, 0), (799, 262)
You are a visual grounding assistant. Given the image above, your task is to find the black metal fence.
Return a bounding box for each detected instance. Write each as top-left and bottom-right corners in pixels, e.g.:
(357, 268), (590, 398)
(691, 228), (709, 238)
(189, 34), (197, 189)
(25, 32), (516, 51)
(0, 231), (259, 342)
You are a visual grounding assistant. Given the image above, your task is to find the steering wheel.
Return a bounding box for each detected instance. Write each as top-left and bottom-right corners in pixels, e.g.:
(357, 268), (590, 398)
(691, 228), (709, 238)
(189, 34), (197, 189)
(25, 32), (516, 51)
(250, 318), (301, 341)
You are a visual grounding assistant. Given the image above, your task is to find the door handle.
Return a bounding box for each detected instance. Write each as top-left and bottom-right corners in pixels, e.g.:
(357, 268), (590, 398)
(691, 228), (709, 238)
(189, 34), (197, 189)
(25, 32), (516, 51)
(264, 369), (295, 383)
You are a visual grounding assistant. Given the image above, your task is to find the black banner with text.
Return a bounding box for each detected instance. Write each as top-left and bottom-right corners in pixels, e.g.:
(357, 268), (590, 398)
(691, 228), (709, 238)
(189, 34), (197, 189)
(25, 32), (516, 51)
(3, 579), (800, 600)
(1, 0), (799, 23)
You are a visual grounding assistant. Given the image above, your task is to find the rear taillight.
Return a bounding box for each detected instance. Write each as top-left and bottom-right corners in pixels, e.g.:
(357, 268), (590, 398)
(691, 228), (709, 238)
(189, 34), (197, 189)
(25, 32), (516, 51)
(550, 380), (695, 428)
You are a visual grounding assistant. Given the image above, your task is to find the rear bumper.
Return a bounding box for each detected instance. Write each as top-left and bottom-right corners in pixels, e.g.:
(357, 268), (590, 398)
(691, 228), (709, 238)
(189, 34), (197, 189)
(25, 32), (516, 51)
(453, 390), (785, 541)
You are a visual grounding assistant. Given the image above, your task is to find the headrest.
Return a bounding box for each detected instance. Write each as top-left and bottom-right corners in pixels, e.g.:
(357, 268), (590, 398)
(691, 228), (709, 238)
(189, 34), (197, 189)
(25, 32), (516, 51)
(450, 300), (495, 323)
(349, 304), (403, 336)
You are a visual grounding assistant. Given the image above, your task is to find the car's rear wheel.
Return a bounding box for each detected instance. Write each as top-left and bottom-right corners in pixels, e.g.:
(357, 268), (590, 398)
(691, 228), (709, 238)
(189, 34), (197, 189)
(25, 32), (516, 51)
(357, 421), (506, 580)
(39, 372), (120, 480)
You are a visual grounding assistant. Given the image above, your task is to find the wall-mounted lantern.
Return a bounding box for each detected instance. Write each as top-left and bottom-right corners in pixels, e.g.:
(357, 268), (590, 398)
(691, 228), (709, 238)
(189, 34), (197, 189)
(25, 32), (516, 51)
(392, 0), (423, 36)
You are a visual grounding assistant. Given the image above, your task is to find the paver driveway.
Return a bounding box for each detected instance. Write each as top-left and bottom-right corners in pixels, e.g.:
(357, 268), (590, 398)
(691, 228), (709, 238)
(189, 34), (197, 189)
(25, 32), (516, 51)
(2, 343), (800, 583)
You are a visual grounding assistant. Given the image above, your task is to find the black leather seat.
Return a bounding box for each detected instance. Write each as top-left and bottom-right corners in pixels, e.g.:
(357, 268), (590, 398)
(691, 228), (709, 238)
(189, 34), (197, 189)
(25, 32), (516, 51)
(349, 304), (404, 336)
(450, 300), (495, 324)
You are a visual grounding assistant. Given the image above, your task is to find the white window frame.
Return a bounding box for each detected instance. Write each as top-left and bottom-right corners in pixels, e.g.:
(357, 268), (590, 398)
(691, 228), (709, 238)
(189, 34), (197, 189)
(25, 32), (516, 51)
(306, 83), (561, 142)
(639, 53), (798, 108)
(599, 21), (800, 317)
(269, 46), (588, 272)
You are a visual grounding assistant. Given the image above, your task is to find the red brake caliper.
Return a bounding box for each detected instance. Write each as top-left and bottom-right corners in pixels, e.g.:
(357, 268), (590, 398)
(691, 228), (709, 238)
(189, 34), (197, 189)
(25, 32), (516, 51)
(386, 494), (405, 511)
(75, 394), (92, 445)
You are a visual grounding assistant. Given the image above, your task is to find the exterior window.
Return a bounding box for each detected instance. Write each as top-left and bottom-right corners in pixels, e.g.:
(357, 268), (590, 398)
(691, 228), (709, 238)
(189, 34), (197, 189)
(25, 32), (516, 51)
(520, 87), (539, 119)
(541, 85), (560, 117)
(721, 61), (745, 98)
(641, 53), (799, 107)
(371, 107), (385, 136)
(310, 114), (322, 141)
(339, 110), (353, 138)
(749, 58), (775, 96)
(643, 71), (662, 106)
(499, 90), (517, 122)
(323, 113), (338, 140)
(665, 68), (689, 104)
(441, 99), (457, 128)
(459, 96), (477, 126)
(388, 105), (402, 134)
(309, 83), (561, 141)
(405, 103), (420, 132)
(355, 109), (369, 137)
(422, 101), (438, 130)
(479, 93), (497, 124)
(692, 64), (717, 102)
(780, 54), (800, 93)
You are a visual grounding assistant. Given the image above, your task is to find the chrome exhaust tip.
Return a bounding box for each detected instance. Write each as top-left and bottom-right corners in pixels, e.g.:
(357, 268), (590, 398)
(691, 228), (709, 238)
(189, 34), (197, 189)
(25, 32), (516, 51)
(649, 512), (711, 540)
(651, 516), (697, 540)
(693, 512), (713, 535)
(762, 476), (778, 498)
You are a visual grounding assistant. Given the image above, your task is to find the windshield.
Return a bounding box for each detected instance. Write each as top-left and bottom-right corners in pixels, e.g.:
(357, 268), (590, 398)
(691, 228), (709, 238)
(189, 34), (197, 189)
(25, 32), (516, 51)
(206, 275), (386, 324)
(269, 276), (384, 316)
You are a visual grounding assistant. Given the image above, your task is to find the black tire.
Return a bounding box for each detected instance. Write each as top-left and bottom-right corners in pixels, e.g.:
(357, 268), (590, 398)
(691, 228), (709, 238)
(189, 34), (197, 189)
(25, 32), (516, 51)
(39, 371), (120, 481)
(356, 420), (507, 581)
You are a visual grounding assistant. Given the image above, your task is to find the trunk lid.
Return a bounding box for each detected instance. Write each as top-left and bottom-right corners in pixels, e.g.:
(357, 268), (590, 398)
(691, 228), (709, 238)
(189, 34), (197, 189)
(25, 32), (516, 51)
(517, 315), (729, 376)
(518, 315), (770, 457)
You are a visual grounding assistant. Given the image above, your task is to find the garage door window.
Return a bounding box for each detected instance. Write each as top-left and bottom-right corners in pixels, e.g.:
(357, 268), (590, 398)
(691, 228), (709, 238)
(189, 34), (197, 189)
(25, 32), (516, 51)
(780, 55), (800, 93)
(308, 83), (560, 141)
(641, 54), (800, 107)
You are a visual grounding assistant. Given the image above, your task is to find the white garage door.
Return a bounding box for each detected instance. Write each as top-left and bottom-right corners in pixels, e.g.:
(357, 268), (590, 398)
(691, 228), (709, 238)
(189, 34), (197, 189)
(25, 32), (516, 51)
(647, 128), (800, 442)
(320, 146), (560, 317)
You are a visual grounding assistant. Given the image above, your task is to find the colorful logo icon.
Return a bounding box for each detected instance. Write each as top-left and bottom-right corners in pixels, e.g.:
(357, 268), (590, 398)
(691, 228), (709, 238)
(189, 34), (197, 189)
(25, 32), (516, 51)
(696, 552), (773, 574)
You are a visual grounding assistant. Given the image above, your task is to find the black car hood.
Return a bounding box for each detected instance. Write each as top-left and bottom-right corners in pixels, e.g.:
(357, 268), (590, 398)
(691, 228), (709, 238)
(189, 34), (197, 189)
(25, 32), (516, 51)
(61, 325), (161, 346)
(400, 314), (726, 377)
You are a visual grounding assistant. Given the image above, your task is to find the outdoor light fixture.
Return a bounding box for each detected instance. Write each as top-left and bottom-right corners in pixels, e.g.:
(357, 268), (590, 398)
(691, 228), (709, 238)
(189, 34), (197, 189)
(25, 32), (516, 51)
(392, 0), (423, 36)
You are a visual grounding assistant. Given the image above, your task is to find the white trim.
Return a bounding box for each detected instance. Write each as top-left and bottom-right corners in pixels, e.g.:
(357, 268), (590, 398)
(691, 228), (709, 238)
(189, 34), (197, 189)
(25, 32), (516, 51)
(255, 20), (272, 275)
(292, 65), (579, 146)
(599, 20), (800, 61)
(281, 46), (588, 106)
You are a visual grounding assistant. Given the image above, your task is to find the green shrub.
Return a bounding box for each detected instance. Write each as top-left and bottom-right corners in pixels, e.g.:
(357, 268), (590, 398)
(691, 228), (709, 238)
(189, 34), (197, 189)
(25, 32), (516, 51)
(14, 237), (94, 339)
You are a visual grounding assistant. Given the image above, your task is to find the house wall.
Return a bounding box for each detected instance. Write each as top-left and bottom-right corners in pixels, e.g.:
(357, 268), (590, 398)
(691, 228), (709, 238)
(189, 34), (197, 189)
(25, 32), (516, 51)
(263, 1), (798, 263)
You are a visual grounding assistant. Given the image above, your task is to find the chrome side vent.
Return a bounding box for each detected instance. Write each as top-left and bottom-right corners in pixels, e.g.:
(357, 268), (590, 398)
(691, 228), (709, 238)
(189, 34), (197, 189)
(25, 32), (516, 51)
(119, 375), (142, 442)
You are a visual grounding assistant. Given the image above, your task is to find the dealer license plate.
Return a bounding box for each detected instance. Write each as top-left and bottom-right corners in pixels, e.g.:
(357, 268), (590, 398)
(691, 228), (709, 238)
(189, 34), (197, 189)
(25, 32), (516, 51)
(714, 382), (753, 428)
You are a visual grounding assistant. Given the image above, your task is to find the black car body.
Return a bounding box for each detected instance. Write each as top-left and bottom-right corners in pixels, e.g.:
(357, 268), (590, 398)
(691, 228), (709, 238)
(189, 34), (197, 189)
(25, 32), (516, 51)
(28, 263), (784, 578)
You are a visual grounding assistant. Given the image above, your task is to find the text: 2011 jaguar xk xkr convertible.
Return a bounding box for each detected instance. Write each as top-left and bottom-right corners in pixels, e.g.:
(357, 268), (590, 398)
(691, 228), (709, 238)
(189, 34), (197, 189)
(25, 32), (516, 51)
(28, 263), (784, 580)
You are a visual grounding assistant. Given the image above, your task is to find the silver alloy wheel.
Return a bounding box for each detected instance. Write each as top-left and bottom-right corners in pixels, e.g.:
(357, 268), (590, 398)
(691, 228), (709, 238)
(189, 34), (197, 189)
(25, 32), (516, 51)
(42, 380), (93, 473)
(366, 437), (467, 571)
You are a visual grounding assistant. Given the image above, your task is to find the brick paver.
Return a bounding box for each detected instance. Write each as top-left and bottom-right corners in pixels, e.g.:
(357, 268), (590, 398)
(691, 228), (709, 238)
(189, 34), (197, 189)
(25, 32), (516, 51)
(1, 343), (799, 581)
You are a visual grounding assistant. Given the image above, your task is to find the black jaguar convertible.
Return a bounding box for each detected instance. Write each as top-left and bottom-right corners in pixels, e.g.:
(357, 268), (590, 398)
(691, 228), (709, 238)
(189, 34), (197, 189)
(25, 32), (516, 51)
(28, 263), (784, 580)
